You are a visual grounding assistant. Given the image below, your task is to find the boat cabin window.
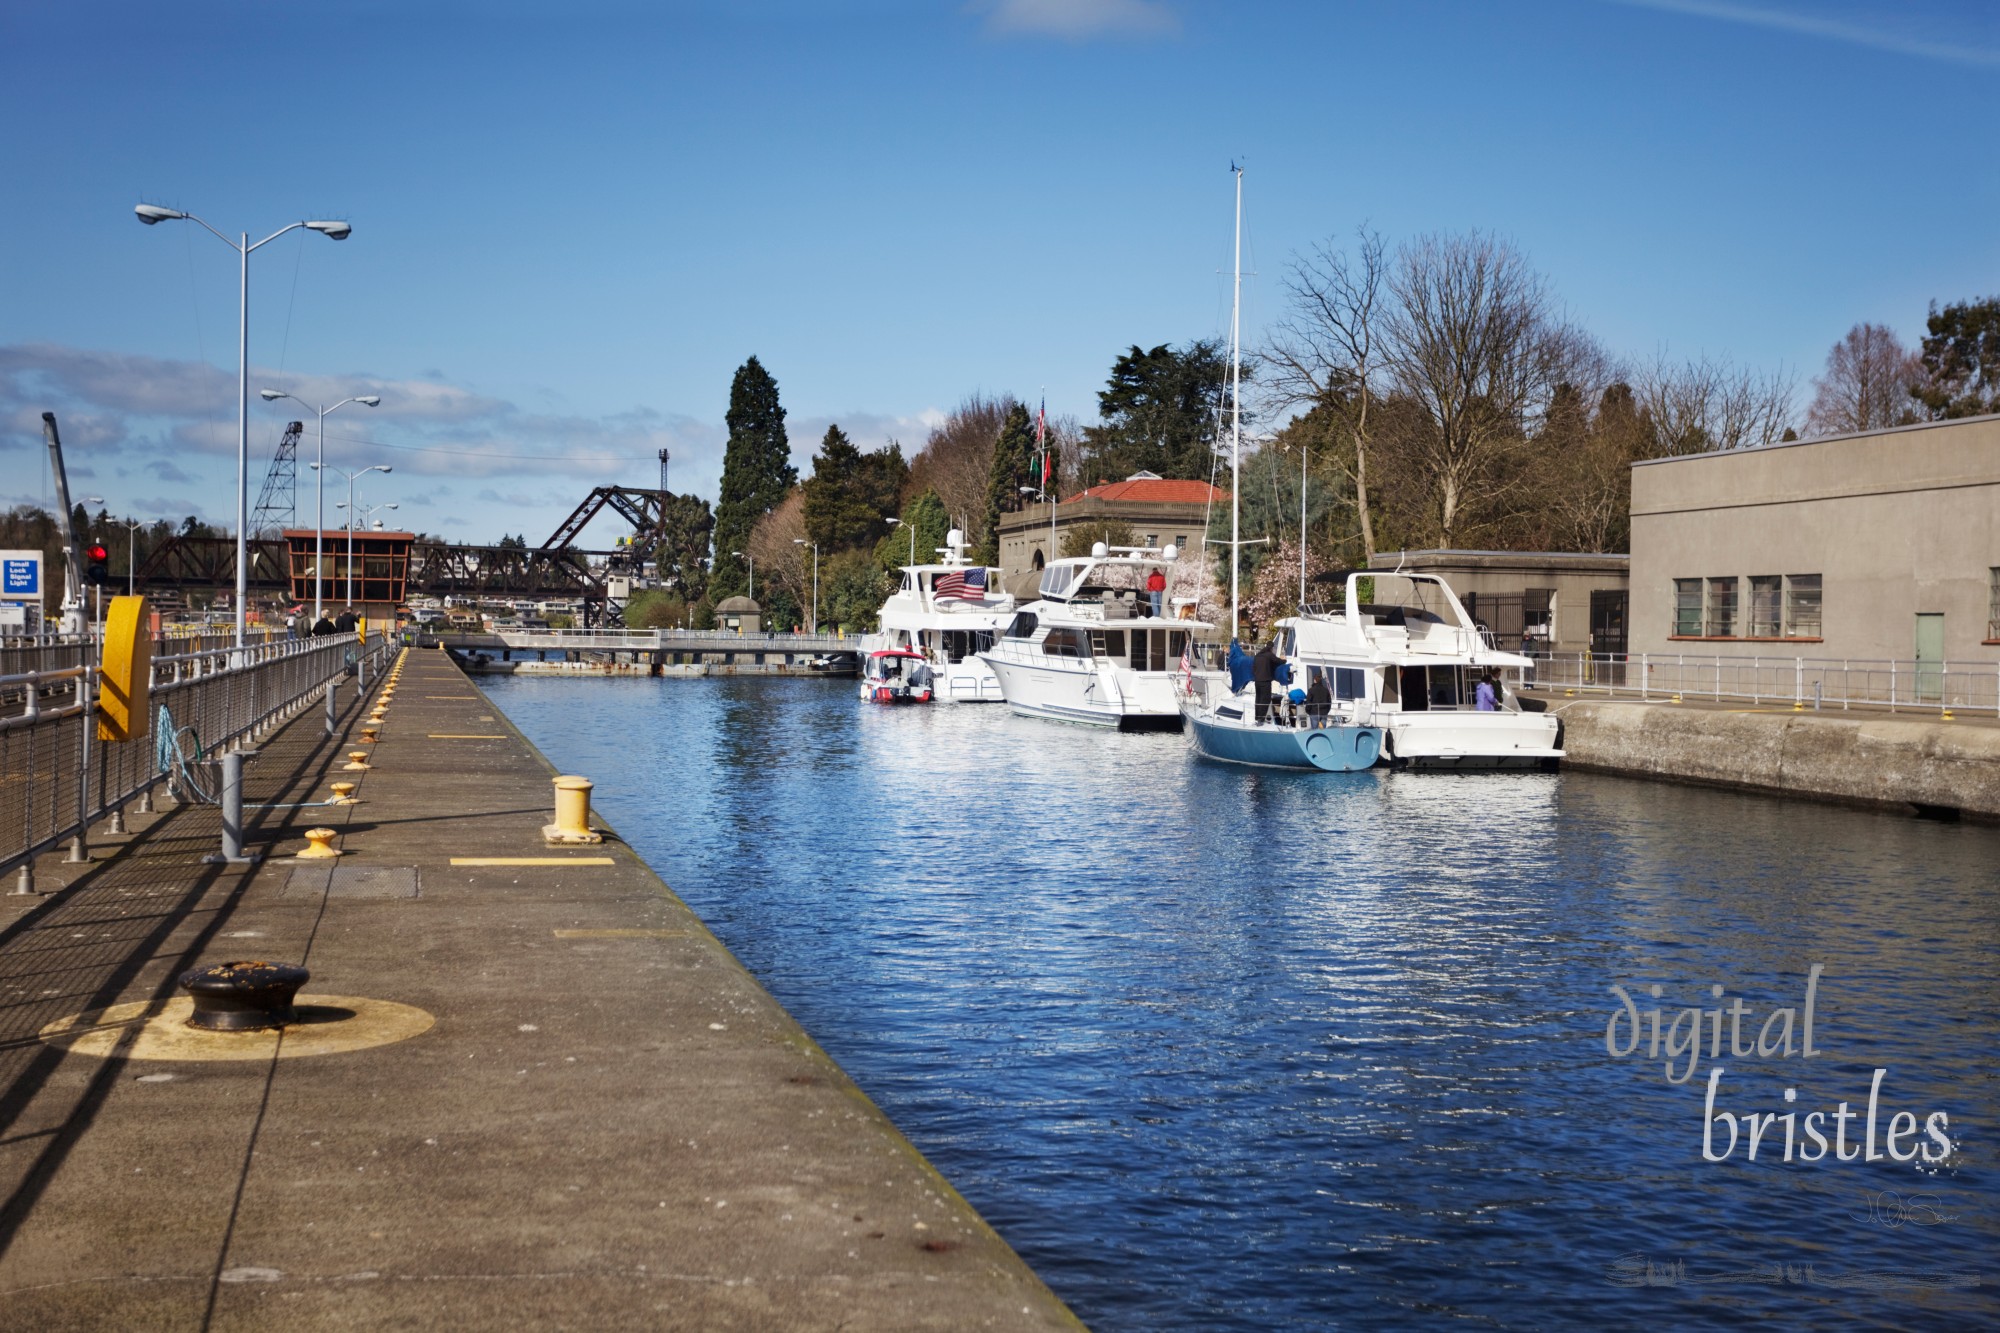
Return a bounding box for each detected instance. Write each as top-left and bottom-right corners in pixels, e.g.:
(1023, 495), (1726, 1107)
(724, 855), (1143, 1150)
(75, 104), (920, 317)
(1005, 611), (1039, 639)
(1126, 627), (1187, 672)
(936, 628), (993, 662)
(1039, 565), (1077, 599)
(1276, 627), (1296, 656)
(902, 573), (916, 592)
(1042, 628), (1089, 659)
(1335, 667), (1366, 700)
(1090, 629), (1126, 659)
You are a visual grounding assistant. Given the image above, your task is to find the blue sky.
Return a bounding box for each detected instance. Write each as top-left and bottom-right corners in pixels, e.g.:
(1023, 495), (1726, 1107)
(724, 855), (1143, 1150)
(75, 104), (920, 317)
(3, 0), (1993, 547)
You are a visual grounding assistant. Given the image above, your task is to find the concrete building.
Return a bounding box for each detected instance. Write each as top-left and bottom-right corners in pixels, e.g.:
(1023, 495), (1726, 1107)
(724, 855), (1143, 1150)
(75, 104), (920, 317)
(1628, 413), (2000, 665)
(1365, 550), (1631, 654)
(714, 595), (762, 633)
(995, 474), (1226, 596)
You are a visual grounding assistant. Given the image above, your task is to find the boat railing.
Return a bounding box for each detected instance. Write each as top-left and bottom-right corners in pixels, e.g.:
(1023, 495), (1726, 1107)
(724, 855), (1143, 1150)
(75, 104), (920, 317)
(1525, 650), (2000, 717)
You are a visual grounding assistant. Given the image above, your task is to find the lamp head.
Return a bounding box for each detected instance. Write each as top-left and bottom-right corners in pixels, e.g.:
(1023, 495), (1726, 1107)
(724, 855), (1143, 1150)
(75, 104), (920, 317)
(134, 204), (186, 225)
(384, 503), (399, 510)
(357, 396), (381, 407)
(260, 388), (287, 402)
(305, 220), (352, 240)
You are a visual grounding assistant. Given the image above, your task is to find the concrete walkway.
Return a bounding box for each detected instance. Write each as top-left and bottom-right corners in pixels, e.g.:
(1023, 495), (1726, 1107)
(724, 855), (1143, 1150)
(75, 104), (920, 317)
(0, 649), (1080, 1330)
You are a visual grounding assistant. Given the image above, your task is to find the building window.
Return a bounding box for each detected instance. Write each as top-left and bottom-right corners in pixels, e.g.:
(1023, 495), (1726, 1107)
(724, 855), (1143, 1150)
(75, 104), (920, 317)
(1784, 574), (1822, 638)
(1990, 568), (1999, 639)
(1705, 577), (1737, 637)
(1674, 579), (1703, 636)
(1748, 576), (1782, 637)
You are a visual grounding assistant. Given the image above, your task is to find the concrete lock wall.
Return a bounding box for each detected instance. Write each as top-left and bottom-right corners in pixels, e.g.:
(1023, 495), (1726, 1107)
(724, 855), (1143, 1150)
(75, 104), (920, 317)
(1629, 414), (2000, 663)
(1556, 701), (2000, 820)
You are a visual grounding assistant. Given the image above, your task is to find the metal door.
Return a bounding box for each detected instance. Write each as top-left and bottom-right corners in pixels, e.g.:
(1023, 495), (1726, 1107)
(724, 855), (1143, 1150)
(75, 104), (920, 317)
(1914, 613), (1944, 702)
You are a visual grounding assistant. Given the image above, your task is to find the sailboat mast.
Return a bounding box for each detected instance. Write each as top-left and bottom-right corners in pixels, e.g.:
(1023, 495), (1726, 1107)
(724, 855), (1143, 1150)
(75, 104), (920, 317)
(1229, 164), (1244, 641)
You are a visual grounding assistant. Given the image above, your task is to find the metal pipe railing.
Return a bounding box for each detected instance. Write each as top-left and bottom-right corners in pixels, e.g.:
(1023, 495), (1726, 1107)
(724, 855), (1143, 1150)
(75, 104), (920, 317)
(2, 632), (394, 893)
(1526, 651), (2000, 717)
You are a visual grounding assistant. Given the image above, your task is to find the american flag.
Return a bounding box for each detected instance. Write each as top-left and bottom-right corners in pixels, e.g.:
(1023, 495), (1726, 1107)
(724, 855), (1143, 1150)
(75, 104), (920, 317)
(1180, 635), (1194, 694)
(934, 567), (987, 601)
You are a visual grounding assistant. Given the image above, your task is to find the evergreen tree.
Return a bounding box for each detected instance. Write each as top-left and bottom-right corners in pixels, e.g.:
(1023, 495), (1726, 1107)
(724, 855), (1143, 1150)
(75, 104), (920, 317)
(654, 493), (714, 600)
(976, 403), (1038, 565)
(874, 488), (952, 570)
(1079, 340), (1236, 483)
(802, 426), (907, 552)
(711, 356), (795, 600)
(1911, 296), (1999, 420)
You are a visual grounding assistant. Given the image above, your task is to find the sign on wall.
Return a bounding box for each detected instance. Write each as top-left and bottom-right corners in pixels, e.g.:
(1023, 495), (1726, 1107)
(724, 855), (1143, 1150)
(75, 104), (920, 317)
(1, 550), (43, 601)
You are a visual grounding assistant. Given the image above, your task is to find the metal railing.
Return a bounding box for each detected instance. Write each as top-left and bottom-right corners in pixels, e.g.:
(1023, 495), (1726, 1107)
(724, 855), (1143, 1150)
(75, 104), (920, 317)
(1, 631), (394, 892)
(1527, 651), (2000, 716)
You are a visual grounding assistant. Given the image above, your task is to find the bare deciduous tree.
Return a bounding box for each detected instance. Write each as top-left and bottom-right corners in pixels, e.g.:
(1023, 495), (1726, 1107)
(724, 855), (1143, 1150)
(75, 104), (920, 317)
(1381, 232), (1567, 548)
(1805, 323), (1920, 436)
(745, 487), (808, 613)
(1264, 226), (1388, 560)
(1634, 354), (1796, 456)
(905, 394), (1016, 546)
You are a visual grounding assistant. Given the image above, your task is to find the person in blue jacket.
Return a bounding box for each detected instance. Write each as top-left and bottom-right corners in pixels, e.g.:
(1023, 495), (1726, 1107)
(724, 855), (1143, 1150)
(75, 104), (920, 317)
(1227, 638), (1254, 692)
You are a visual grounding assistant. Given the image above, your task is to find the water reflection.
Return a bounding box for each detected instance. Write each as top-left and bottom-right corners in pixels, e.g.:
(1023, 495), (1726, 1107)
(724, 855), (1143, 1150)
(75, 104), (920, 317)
(487, 676), (1999, 1331)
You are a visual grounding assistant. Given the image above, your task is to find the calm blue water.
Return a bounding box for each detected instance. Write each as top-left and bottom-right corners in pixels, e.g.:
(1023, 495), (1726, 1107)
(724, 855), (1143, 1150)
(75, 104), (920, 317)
(485, 675), (1998, 1331)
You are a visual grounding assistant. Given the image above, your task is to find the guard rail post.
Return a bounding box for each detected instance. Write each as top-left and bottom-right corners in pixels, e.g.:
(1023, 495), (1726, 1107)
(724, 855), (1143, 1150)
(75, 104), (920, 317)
(203, 749), (260, 866)
(66, 672), (93, 864)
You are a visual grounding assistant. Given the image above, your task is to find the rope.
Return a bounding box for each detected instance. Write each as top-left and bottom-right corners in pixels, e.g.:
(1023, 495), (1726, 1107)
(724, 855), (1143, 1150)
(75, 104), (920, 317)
(155, 703), (216, 805)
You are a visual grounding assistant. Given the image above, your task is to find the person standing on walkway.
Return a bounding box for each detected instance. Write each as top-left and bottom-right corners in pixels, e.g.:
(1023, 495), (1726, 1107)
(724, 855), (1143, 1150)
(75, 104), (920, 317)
(312, 613), (337, 636)
(335, 607), (358, 634)
(1146, 567), (1166, 619)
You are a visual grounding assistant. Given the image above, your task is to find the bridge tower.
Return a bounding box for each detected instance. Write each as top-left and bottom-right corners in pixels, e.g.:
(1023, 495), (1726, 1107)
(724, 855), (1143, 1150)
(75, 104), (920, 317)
(251, 420), (304, 536)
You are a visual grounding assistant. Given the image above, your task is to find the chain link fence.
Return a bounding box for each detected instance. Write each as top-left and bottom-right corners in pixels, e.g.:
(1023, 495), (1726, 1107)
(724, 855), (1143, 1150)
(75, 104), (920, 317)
(1, 633), (393, 891)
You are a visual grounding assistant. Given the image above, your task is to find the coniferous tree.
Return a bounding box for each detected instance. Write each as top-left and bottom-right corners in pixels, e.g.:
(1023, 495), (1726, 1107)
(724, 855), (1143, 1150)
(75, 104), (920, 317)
(874, 488), (952, 570)
(977, 403), (1038, 565)
(711, 356), (795, 601)
(1911, 296), (1999, 420)
(802, 426), (907, 552)
(1079, 340), (1235, 483)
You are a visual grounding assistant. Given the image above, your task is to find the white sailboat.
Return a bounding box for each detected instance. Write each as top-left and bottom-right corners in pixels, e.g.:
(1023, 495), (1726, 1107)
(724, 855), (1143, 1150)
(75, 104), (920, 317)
(1179, 165), (1384, 770)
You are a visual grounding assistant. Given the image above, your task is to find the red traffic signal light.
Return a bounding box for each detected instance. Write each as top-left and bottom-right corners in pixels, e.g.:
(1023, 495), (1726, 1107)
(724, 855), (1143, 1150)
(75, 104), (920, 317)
(85, 543), (110, 586)
(87, 544), (108, 563)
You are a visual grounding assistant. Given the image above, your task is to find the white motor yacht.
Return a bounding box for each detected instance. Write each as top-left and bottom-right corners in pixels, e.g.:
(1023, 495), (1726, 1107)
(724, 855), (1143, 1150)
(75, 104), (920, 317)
(859, 530), (1015, 702)
(980, 542), (1209, 730)
(1275, 570), (1563, 768)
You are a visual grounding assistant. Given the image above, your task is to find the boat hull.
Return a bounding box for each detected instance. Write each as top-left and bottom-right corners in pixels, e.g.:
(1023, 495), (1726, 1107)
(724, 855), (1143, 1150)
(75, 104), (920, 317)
(1187, 712), (1382, 771)
(979, 653), (1184, 730)
(1382, 712), (1562, 769)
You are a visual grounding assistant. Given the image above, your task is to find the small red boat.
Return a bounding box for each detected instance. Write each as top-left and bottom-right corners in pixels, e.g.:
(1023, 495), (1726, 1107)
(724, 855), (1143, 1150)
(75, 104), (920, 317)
(860, 648), (934, 704)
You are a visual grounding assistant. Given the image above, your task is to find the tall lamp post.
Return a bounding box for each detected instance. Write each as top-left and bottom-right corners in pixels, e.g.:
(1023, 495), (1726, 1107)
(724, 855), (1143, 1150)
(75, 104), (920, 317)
(314, 463), (392, 608)
(792, 538), (819, 635)
(115, 517), (146, 597)
(334, 500), (398, 606)
(731, 550), (754, 602)
(135, 204), (353, 648)
(260, 388), (381, 622)
(886, 517), (914, 566)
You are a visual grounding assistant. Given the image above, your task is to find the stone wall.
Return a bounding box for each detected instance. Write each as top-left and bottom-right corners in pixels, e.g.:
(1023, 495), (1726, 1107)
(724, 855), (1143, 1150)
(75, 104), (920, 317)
(1551, 700), (2000, 821)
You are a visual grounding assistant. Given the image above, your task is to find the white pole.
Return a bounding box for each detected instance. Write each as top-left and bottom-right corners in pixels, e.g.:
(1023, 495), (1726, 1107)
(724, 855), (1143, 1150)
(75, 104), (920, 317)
(315, 405), (326, 622)
(1298, 440), (1307, 609)
(1229, 166), (1243, 641)
(236, 234), (249, 649)
(346, 472), (357, 607)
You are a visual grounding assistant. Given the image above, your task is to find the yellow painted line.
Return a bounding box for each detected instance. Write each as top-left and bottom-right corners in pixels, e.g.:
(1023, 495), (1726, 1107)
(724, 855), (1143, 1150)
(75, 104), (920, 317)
(451, 857), (616, 867)
(553, 928), (689, 939)
(428, 733), (509, 739)
(426, 695), (480, 699)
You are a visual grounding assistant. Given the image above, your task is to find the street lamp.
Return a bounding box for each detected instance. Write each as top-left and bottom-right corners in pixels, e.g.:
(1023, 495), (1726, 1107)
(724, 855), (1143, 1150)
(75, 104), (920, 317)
(114, 518), (146, 597)
(314, 463), (391, 608)
(886, 517), (914, 566)
(792, 538), (819, 635)
(136, 203), (353, 648)
(261, 388), (381, 621)
(731, 550), (754, 602)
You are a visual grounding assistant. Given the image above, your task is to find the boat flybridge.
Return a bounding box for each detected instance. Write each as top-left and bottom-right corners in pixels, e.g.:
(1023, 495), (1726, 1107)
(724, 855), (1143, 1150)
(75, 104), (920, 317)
(1277, 570), (1563, 769)
(979, 542), (1210, 730)
(859, 529), (1016, 702)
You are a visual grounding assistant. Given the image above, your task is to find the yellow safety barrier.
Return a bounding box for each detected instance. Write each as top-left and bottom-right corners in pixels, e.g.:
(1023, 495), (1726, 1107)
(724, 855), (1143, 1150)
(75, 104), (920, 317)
(97, 595), (152, 742)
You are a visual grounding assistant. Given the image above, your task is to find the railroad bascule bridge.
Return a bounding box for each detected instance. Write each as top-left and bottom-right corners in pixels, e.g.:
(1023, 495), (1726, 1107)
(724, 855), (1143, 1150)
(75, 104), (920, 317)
(132, 483), (686, 627)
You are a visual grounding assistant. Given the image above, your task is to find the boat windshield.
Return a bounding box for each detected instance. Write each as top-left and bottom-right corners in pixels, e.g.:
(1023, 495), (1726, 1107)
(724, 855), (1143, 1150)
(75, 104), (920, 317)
(1039, 565), (1079, 599)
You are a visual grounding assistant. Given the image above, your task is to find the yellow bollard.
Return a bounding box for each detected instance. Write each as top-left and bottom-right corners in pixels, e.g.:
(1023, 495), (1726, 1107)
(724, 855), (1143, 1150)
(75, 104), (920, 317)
(343, 750), (372, 771)
(1670, 693), (1682, 704)
(1942, 709), (1956, 722)
(360, 725), (381, 744)
(295, 828), (342, 859)
(544, 775), (604, 845)
(328, 782), (359, 805)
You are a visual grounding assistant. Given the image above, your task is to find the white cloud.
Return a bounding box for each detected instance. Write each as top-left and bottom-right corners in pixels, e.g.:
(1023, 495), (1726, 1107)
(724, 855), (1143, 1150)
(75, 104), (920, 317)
(1606, 0), (2000, 68)
(977, 0), (1178, 41)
